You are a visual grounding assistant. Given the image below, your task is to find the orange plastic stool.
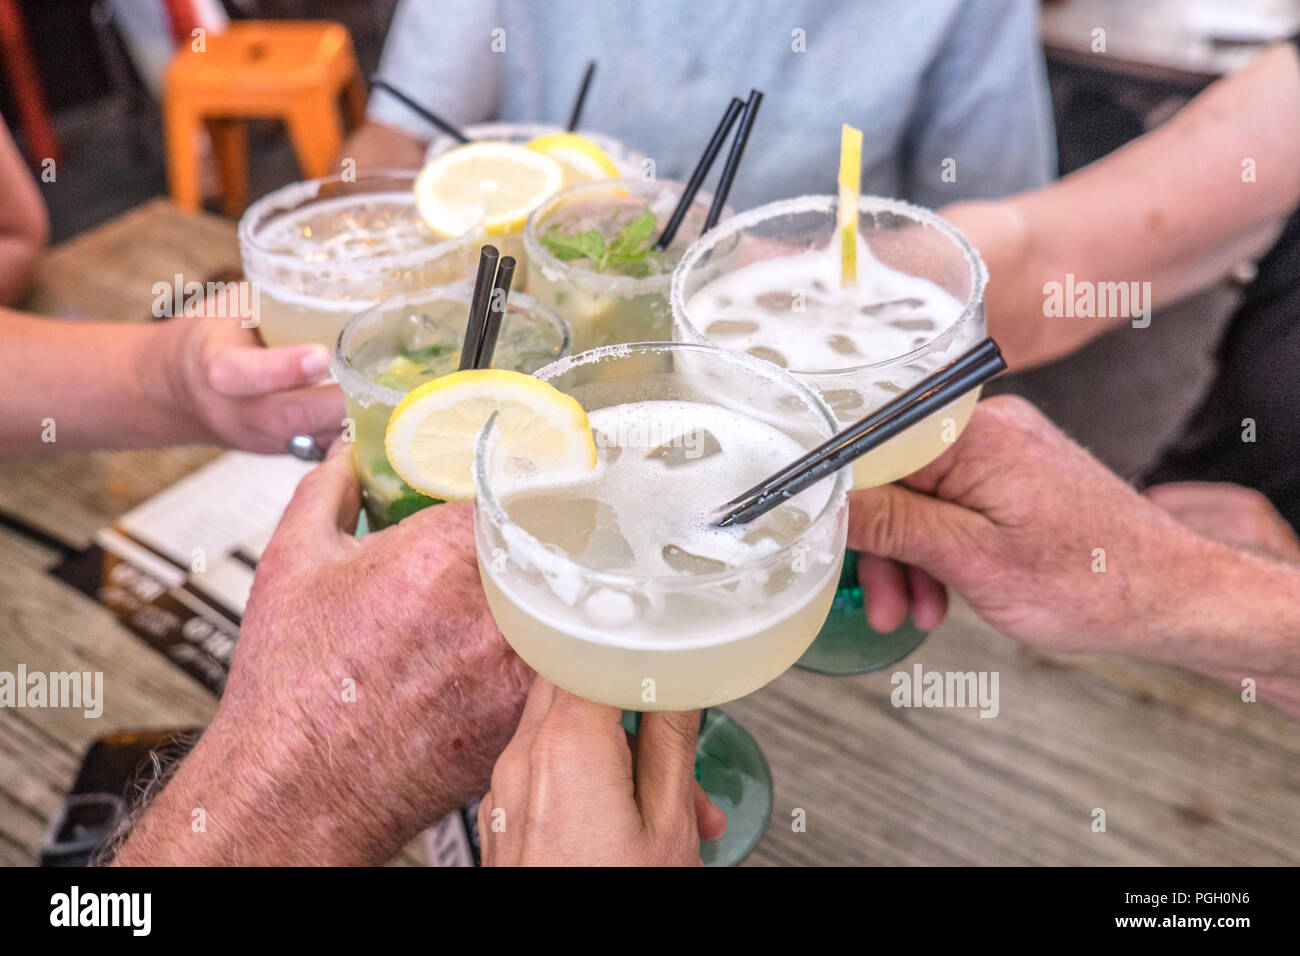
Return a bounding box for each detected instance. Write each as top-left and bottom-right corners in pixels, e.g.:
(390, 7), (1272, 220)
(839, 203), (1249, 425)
(163, 21), (366, 217)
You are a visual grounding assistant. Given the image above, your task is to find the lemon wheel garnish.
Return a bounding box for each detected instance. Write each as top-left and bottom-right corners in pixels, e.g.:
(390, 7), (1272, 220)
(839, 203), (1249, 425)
(526, 132), (620, 186)
(838, 123), (863, 288)
(414, 142), (564, 238)
(384, 370), (597, 501)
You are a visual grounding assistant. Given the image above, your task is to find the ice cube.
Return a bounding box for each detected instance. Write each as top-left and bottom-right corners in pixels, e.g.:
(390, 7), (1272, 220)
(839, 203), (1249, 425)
(647, 429), (722, 467)
(584, 587), (637, 626)
(889, 316), (936, 332)
(742, 506), (811, 546)
(860, 297), (924, 316)
(662, 544), (729, 575)
(705, 318), (760, 337)
(584, 502), (636, 570)
(826, 334), (860, 356)
(822, 388), (864, 417)
(756, 291), (795, 310)
(747, 345), (788, 368)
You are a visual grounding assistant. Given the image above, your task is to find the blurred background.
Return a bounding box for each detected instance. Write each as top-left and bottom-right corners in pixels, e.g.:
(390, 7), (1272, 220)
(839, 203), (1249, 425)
(4, 0), (1299, 477)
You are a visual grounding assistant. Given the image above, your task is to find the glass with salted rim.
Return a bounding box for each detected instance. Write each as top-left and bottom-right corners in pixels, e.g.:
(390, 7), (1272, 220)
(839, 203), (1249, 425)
(473, 341), (849, 866)
(670, 194), (988, 674)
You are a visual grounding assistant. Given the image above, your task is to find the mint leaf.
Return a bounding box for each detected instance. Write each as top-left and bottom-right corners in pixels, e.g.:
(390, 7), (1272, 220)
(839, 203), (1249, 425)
(608, 209), (657, 262)
(399, 341), (457, 363)
(539, 210), (658, 274)
(540, 227), (608, 268)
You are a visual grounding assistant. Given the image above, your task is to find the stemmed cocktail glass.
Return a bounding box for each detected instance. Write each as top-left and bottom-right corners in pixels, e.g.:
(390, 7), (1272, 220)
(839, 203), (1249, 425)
(671, 195), (987, 674)
(473, 342), (849, 865)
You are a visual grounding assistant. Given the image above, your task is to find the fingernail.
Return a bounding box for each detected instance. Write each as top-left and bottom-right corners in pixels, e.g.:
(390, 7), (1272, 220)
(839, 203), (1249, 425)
(300, 346), (331, 379)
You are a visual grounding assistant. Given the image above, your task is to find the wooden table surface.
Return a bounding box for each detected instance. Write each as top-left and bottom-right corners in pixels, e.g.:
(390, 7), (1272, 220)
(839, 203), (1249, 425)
(1, 200), (1297, 867)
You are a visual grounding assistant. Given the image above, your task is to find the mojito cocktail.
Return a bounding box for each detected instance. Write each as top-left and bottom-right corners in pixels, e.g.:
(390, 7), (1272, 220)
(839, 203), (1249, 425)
(523, 178), (715, 351)
(333, 286), (569, 530)
(239, 171), (469, 349)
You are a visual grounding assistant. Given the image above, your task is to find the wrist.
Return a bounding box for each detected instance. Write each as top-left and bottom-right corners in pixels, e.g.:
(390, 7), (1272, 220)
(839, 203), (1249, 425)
(112, 713), (396, 866)
(136, 318), (212, 446)
(1138, 528), (1300, 676)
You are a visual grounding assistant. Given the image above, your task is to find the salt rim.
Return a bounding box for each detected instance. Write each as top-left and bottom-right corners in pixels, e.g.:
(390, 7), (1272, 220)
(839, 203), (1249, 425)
(522, 178), (725, 298)
(329, 282), (571, 409)
(472, 341), (850, 618)
(238, 169), (468, 285)
(670, 193), (989, 378)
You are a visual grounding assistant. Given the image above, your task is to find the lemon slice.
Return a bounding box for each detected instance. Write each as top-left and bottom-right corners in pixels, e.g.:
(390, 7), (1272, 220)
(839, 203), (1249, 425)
(526, 132), (620, 186)
(384, 369), (596, 501)
(838, 123), (862, 288)
(414, 142), (564, 238)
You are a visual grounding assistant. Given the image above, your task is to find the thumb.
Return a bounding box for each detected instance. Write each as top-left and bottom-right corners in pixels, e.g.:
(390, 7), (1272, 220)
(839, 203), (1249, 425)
(634, 711), (702, 835)
(846, 483), (985, 582)
(205, 342), (332, 397)
(267, 438), (362, 555)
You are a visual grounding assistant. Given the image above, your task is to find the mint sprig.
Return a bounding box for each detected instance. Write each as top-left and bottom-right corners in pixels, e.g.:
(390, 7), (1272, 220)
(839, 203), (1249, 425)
(540, 208), (658, 275)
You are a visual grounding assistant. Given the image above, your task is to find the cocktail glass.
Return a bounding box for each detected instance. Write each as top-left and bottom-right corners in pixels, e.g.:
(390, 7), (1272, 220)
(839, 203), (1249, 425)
(522, 177), (717, 352)
(425, 122), (646, 177)
(427, 124), (648, 267)
(670, 195), (987, 675)
(474, 342), (849, 865)
(239, 170), (471, 349)
(332, 285), (569, 531)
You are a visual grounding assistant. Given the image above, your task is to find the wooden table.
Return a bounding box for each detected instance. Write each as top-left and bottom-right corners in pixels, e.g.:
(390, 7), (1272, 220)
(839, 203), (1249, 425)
(2, 201), (1297, 867)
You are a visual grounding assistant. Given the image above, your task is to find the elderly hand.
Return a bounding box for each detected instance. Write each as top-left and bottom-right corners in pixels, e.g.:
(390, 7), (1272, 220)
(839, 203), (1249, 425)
(112, 441), (532, 865)
(846, 397), (1300, 701)
(480, 679), (727, 866)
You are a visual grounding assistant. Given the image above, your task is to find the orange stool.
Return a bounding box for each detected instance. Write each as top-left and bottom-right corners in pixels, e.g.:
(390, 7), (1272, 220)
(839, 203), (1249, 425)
(163, 21), (366, 218)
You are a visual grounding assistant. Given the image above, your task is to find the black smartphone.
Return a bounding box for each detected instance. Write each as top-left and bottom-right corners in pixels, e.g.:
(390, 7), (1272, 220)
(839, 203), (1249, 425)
(40, 729), (201, 867)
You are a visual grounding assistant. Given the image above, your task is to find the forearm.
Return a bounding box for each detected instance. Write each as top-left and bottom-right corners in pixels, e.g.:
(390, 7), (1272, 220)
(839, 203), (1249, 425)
(110, 719), (396, 867)
(0, 310), (199, 457)
(956, 42), (1300, 369)
(339, 121), (429, 173)
(1143, 533), (1300, 680)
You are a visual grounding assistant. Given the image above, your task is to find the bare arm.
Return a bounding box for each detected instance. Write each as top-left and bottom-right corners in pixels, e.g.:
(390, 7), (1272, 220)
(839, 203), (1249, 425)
(0, 301), (341, 459)
(339, 120), (430, 173)
(944, 42), (1300, 369)
(0, 118), (50, 305)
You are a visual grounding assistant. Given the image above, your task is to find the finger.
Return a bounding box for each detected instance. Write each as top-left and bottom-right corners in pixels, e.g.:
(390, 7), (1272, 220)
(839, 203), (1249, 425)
(477, 789), (496, 866)
(847, 483), (983, 579)
(860, 553), (908, 633)
(507, 674), (557, 756)
(271, 438), (362, 548)
(907, 565), (949, 631)
(634, 710), (702, 835)
(693, 781), (727, 842)
(205, 342), (333, 397)
(240, 384), (347, 444)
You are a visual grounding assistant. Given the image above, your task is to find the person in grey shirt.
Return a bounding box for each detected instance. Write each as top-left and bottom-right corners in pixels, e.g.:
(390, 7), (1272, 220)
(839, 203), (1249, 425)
(348, 0), (1056, 208)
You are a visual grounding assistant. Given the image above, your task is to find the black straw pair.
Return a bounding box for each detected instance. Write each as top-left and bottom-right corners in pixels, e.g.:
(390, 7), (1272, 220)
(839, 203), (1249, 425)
(459, 246), (516, 372)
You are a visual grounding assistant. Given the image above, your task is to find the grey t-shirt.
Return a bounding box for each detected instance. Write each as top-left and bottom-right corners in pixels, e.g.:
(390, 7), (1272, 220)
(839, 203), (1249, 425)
(368, 0), (1056, 208)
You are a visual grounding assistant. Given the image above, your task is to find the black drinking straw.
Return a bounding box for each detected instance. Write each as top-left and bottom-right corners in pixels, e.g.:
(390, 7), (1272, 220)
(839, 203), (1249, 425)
(370, 76), (470, 143)
(459, 246), (500, 371)
(704, 89), (762, 232)
(712, 339), (1007, 527)
(567, 60), (597, 131)
(653, 97), (745, 251)
(473, 256), (516, 369)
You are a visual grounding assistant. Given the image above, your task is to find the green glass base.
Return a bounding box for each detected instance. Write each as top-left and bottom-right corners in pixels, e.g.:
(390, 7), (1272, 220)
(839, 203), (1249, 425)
(623, 709), (772, 867)
(796, 550), (928, 675)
